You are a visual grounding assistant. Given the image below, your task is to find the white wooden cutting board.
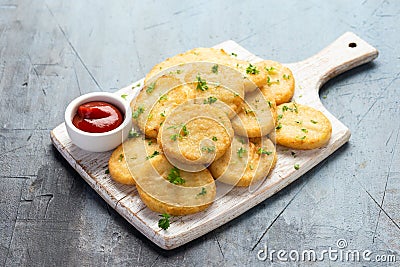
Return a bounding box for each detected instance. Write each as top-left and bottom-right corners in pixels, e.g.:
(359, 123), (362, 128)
(50, 32), (378, 250)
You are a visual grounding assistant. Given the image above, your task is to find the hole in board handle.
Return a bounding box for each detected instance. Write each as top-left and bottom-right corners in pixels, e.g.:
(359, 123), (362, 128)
(348, 42), (357, 48)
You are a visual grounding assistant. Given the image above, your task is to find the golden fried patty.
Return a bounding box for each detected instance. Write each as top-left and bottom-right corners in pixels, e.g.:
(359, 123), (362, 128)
(134, 154), (216, 216)
(256, 60), (295, 105)
(158, 103), (233, 167)
(109, 134), (159, 185)
(209, 136), (276, 187)
(231, 90), (277, 138)
(273, 102), (332, 149)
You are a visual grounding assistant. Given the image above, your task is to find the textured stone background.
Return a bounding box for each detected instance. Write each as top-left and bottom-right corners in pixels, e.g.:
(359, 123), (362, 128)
(0, 0), (399, 266)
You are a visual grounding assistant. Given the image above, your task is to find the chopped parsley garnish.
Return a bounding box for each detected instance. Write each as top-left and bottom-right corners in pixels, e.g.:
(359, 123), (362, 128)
(244, 108), (255, 115)
(267, 100), (272, 108)
(311, 120), (318, 124)
(278, 114), (283, 120)
(105, 169), (110, 174)
(291, 151), (297, 158)
(276, 123), (282, 130)
(146, 150), (160, 160)
(237, 147), (247, 158)
(158, 213), (170, 230)
(282, 104), (297, 113)
(160, 111), (166, 117)
(118, 154), (124, 162)
(132, 106), (145, 119)
(168, 167), (185, 184)
(167, 123), (184, 129)
(294, 164), (300, 170)
(182, 125), (189, 136)
(246, 64), (259, 75)
(170, 134), (180, 141)
(211, 64), (219, 74)
(257, 148), (272, 155)
(128, 130), (141, 138)
(249, 164), (254, 170)
(201, 146), (215, 153)
(295, 120), (302, 124)
(121, 94), (128, 100)
(283, 74), (290, 80)
(132, 83), (141, 89)
(296, 135), (307, 140)
(293, 103), (299, 113)
(322, 95), (327, 99)
(231, 52), (238, 57)
(159, 94), (168, 101)
(146, 82), (156, 94)
(198, 187), (207, 196)
(212, 136), (218, 141)
(196, 75), (208, 91)
(301, 128), (308, 133)
(148, 140), (153, 145)
(204, 96), (218, 104)
(267, 76), (280, 85)
(265, 66), (276, 73)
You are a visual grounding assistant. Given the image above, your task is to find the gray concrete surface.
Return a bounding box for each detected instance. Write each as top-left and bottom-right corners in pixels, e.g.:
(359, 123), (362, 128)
(0, 0), (399, 266)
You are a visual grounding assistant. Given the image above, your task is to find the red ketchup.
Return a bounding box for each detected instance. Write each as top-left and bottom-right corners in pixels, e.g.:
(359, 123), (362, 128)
(72, 101), (123, 133)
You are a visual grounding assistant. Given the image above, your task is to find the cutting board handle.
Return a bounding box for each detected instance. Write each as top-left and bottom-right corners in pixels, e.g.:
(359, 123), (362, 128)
(291, 32), (379, 91)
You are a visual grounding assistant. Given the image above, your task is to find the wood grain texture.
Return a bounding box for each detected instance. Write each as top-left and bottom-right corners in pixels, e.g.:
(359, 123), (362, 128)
(51, 33), (377, 249)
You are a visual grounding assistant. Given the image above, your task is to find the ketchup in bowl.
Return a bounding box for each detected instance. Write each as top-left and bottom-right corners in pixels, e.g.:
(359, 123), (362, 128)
(72, 101), (123, 133)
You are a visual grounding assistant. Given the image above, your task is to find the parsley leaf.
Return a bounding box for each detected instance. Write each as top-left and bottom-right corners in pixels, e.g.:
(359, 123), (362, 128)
(204, 96), (217, 104)
(311, 120), (318, 124)
(293, 102), (299, 113)
(294, 164), (300, 170)
(301, 128), (308, 133)
(237, 147), (247, 158)
(118, 154), (124, 162)
(201, 146), (215, 153)
(211, 64), (219, 74)
(159, 94), (168, 102)
(168, 167), (185, 185)
(146, 82), (156, 94)
(182, 125), (189, 136)
(196, 75), (208, 91)
(132, 106), (145, 119)
(158, 213), (170, 230)
(212, 136), (218, 141)
(283, 74), (290, 80)
(121, 94), (128, 100)
(246, 64), (259, 75)
(146, 150), (159, 160)
(198, 187), (207, 196)
(265, 66), (276, 73)
(231, 52), (238, 57)
(276, 123), (282, 130)
(128, 130), (141, 138)
(170, 134), (180, 141)
(257, 148), (272, 155)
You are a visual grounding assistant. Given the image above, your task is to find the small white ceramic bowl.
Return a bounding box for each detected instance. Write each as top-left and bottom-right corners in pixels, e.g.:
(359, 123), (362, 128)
(65, 92), (132, 152)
